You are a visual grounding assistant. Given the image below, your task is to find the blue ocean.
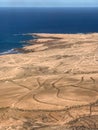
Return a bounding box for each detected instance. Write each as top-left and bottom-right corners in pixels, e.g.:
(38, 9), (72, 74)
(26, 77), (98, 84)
(0, 7), (98, 54)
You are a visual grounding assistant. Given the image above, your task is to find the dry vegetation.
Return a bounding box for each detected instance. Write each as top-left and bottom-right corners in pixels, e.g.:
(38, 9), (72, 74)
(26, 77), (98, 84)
(0, 33), (98, 129)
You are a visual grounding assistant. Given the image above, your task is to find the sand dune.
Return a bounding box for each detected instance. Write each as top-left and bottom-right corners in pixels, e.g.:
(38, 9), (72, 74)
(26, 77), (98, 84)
(0, 33), (98, 129)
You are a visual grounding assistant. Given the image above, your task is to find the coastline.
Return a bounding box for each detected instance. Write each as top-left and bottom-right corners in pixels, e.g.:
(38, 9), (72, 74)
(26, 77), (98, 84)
(0, 33), (34, 55)
(0, 33), (98, 129)
(1, 32), (98, 55)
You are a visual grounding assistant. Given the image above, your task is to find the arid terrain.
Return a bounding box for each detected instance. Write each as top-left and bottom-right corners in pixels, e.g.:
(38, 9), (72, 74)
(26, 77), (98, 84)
(0, 33), (98, 129)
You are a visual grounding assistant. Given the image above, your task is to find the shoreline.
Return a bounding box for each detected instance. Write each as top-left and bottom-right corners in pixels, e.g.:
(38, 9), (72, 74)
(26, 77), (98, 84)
(0, 33), (34, 55)
(1, 32), (98, 55)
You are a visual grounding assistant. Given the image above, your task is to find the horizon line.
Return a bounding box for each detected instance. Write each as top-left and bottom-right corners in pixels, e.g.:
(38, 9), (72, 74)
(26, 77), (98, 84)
(0, 6), (98, 8)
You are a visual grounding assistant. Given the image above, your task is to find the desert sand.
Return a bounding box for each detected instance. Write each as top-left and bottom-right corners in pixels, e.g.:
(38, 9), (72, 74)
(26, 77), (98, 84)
(0, 33), (98, 129)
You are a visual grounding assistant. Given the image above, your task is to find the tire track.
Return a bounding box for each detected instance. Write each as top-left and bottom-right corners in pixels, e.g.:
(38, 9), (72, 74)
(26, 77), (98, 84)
(9, 80), (32, 90)
(90, 77), (96, 85)
(70, 84), (98, 93)
(51, 77), (87, 102)
(33, 94), (64, 106)
(10, 77), (64, 108)
(36, 78), (48, 90)
(51, 76), (98, 103)
(31, 76), (81, 106)
(10, 78), (48, 108)
(74, 76), (84, 86)
(11, 90), (33, 108)
(10, 76), (98, 110)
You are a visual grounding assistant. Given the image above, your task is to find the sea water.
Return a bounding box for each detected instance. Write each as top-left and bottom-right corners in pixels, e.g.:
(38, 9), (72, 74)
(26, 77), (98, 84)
(0, 7), (98, 53)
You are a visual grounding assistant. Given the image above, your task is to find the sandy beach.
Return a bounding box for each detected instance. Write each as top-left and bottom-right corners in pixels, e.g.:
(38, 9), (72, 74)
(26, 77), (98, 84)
(0, 33), (98, 129)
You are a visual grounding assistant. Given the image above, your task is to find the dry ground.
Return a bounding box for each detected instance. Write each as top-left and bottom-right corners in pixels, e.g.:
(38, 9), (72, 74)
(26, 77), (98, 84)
(0, 33), (98, 129)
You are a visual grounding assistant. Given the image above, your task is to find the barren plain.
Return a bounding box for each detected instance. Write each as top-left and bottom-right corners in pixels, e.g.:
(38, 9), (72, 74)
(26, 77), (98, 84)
(0, 33), (98, 129)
